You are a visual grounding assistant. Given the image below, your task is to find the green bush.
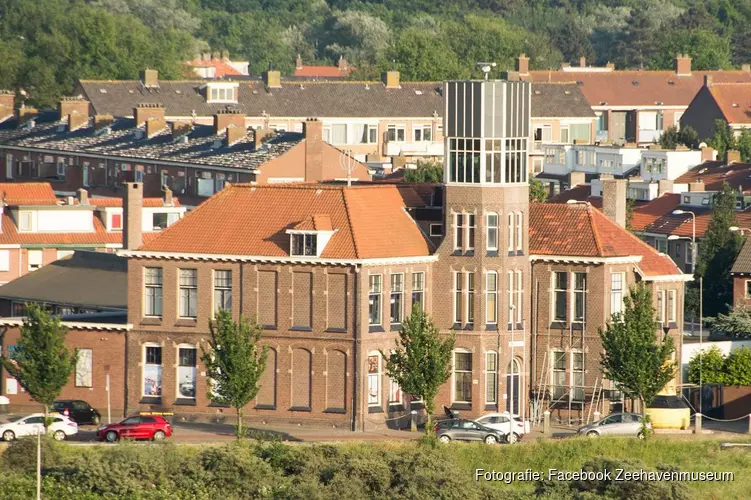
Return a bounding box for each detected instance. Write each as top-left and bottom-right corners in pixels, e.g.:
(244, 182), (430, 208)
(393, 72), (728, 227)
(2, 436), (63, 474)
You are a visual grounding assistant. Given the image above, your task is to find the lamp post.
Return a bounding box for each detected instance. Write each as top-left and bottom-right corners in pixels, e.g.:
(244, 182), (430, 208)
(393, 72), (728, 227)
(729, 226), (751, 236)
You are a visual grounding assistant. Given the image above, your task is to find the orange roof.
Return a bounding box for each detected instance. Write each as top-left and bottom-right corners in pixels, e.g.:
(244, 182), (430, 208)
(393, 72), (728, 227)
(139, 184), (431, 259)
(674, 161), (751, 193)
(631, 193), (681, 231)
(89, 197), (180, 208)
(186, 58), (245, 78)
(0, 183), (58, 206)
(528, 70), (751, 107)
(0, 213), (122, 246)
(530, 203), (682, 277)
(294, 65), (353, 78)
(707, 83), (751, 124)
(293, 214), (333, 231)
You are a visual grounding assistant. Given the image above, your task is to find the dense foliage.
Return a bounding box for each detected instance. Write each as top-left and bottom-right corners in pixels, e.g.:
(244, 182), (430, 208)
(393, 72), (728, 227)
(3, 1), (751, 107)
(706, 305), (751, 338)
(688, 346), (751, 386)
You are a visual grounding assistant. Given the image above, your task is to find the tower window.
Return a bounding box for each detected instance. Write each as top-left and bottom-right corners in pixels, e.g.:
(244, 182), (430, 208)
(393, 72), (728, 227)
(448, 138), (481, 183)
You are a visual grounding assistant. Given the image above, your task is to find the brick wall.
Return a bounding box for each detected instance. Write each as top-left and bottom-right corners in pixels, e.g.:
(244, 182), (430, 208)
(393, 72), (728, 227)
(733, 276), (751, 307)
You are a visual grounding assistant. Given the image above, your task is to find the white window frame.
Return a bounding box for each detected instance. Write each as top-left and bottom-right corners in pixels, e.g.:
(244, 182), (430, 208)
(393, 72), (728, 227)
(551, 349), (566, 399)
(144, 267), (163, 318)
(515, 270), (523, 324)
(368, 274), (382, 326)
(178, 269), (198, 319)
(453, 271), (463, 324)
(142, 343), (163, 398)
(486, 212), (498, 252)
(367, 351), (382, 407)
(454, 212), (465, 252)
(553, 271), (568, 323)
(485, 351), (498, 405)
(486, 271), (498, 325)
(388, 378), (402, 406)
(27, 249), (42, 271)
(213, 269), (232, 315)
(413, 124), (432, 142)
(387, 124), (406, 142)
(19, 211), (33, 232)
(507, 212), (514, 252)
(176, 343), (197, 400)
(668, 290), (676, 323)
(389, 273), (404, 325)
(467, 213), (475, 251)
(571, 350), (584, 401)
(411, 272), (425, 311)
(657, 289), (665, 323)
(429, 223), (442, 237)
(507, 270), (514, 327)
(0, 249), (9, 272)
(573, 272), (587, 323)
(466, 271), (475, 325)
(610, 272), (624, 316)
(452, 349), (473, 404)
(516, 212), (523, 252)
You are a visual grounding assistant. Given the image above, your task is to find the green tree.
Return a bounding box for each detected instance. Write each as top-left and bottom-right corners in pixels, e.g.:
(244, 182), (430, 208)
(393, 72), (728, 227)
(599, 283), (676, 411)
(706, 305), (751, 338)
(687, 346), (727, 385)
(737, 129), (751, 163)
(725, 347), (751, 386)
(382, 305), (455, 434)
(659, 125), (699, 149)
(696, 182), (743, 317)
(0, 303), (76, 429)
(404, 161), (443, 183)
(529, 177), (548, 203)
(708, 119), (736, 157)
(201, 310), (268, 439)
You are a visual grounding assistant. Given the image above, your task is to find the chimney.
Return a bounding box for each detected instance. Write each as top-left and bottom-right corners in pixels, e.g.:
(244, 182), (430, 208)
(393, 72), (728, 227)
(515, 54), (530, 76)
(214, 109), (246, 135)
(202, 52), (210, 62)
(701, 146), (716, 162)
(254, 128), (271, 150)
(67, 111), (89, 132)
(58, 96), (89, 121)
(123, 182), (143, 250)
(304, 118), (324, 181)
(602, 178), (627, 228)
(338, 56), (349, 70)
(77, 188), (89, 205)
(658, 179), (674, 196)
(221, 49), (229, 60)
(606, 62), (615, 70)
(262, 70), (281, 89)
(296, 54), (303, 69)
(139, 69), (159, 88)
(726, 149), (741, 164)
(94, 114), (114, 131)
(163, 187), (173, 206)
(211, 51), (220, 60)
(675, 54), (692, 76)
(171, 120), (192, 139)
(579, 56), (587, 68)
(145, 117), (167, 138)
(383, 71), (400, 89)
(568, 171), (586, 188)
(689, 181), (705, 192)
(0, 91), (14, 120)
(134, 103), (165, 127)
(225, 124), (246, 146)
(743, 64), (751, 73)
(17, 105), (38, 125)
(704, 74), (713, 87)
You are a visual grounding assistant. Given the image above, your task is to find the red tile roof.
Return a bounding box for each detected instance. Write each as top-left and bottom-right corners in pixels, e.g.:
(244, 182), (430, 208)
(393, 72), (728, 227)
(89, 197), (181, 208)
(139, 184), (431, 259)
(530, 203), (682, 277)
(294, 65), (353, 78)
(707, 83), (751, 124)
(0, 214), (122, 246)
(674, 161), (751, 193)
(528, 70), (751, 107)
(631, 193), (682, 231)
(0, 183), (59, 206)
(186, 58), (245, 78)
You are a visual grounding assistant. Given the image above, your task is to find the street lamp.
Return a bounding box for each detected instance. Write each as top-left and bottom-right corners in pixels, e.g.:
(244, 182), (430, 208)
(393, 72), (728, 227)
(729, 226), (751, 235)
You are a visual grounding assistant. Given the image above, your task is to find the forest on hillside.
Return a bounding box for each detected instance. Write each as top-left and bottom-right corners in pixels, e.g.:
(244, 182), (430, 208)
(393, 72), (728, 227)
(1, 0), (750, 107)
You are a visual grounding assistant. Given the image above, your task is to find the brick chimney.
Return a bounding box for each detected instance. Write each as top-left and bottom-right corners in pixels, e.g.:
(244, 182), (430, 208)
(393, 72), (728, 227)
(17, 105), (38, 125)
(296, 54), (303, 69)
(77, 188), (89, 205)
(580, 56), (587, 68)
(689, 181), (705, 192)
(225, 124), (246, 146)
(145, 117), (167, 138)
(606, 62), (615, 70)
(704, 74), (713, 87)
(254, 128), (271, 150)
(568, 171), (586, 188)
(0, 91), (14, 120)
(383, 71), (400, 89)
(214, 110), (245, 135)
(263, 70), (281, 89)
(602, 178), (627, 228)
(140, 69), (159, 88)
(163, 187), (173, 206)
(123, 182), (143, 250)
(304, 118), (324, 181)
(171, 120), (192, 139)
(338, 56), (349, 70)
(658, 179), (674, 196)
(701, 147), (716, 162)
(58, 96), (89, 121)
(726, 149), (741, 164)
(516, 54), (530, 76)
(675, 54), (692, 76)
(743, 64), (751, 73)
(94, 114), (114, 131)
(67, 111), (89, 132)
(134, 104), (165, 127)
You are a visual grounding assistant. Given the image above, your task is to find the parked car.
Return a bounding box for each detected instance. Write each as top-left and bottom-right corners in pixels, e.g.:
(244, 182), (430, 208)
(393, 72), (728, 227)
(51, 400), (101, 425)
(475, 412), (530, 443)
(577, 412), (649, 439)
(0, 413), (78, 441)
(434, 418), (505, 445)
(96, 414), (172, 442)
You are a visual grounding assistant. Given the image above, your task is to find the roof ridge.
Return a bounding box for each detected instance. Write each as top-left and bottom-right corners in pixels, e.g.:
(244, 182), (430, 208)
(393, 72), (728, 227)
(340, 189), (360, 259)
(587, 205), (607, 256)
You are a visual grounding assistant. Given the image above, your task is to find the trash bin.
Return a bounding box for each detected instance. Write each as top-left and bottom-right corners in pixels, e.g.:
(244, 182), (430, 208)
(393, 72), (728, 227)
(0, 395), (9, 414)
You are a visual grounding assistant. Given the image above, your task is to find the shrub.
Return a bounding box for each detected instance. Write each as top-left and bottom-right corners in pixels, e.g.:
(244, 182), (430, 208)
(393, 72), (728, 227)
(2, 436), (63, 474)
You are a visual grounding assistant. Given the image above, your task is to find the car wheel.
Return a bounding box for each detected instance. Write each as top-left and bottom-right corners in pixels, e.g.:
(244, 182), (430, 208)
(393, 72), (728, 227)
(153, 430), (166, 441)
(586, 430), (599, 438)
(105, 430), (119, 443)
(484, 435), (498, 445)
(53, 430), (66, 441)
(91, 415), (100, 425)
(637, 431), (646, 440)
(438, 435), (451, 443)
(506, 433), (519, 444)
(2, 430), (15, 441)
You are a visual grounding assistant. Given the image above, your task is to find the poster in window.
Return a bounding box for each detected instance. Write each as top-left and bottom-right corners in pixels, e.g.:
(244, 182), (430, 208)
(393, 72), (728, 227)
(75, 349), (93, 387)
(178, 366), (196, 398)
(6, 378), (17, 395)
(143, 365), (162, 396)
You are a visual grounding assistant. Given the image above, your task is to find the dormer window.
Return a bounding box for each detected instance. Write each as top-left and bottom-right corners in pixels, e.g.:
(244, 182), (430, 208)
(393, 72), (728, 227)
(291, 234), (317, 256)
(205, 82), (239, 104)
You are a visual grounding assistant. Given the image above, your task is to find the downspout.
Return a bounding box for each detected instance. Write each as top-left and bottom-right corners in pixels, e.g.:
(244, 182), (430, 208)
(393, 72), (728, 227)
(351, 265), (360, 431)
(531, 279), (539, 410)
(239, 263), (244, 316)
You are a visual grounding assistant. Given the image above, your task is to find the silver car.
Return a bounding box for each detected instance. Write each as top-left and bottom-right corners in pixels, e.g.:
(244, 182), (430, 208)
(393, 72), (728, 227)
(577, 412), (649, 439)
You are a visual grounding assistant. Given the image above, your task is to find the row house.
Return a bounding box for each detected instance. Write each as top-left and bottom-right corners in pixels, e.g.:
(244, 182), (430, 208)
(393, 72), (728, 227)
(0, 182), (183, 285)
(521, 54), (751, 144)
(0, 79), (688, 430)
(71, 70), (594, 174)
(0, 97), (370, 204)
(681, 78), (751, 141)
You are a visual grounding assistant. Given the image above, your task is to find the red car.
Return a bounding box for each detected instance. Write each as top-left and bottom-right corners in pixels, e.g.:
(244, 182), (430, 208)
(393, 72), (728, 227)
(96, 414), (172, 442)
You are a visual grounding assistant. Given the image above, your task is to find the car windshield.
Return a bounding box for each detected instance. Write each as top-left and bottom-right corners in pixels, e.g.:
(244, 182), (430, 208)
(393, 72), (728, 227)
(5, 416), (22, 423)
(51, 403), (65, 410)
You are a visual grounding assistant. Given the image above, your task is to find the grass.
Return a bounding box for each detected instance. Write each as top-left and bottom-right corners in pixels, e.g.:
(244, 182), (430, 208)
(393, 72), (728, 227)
(451, 436), (751, 498)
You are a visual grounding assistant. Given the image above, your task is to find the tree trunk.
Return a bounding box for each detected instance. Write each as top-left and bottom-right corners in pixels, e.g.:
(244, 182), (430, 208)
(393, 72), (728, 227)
(43, 404), (49, 432)
(425, 399), (434, 436)
(236, 407), (243, 440)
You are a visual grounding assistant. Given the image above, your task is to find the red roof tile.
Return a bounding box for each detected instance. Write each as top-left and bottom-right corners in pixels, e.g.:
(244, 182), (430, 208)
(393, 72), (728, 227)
(674, 161), (751, 193)
(0, 214), (122, 246)
(530, 203), (682, 277)
(0, 183), (59, 206)
(186, 59), (245, 78)
(139, 184), (431, 259)
(294, 65), (353, 78)
(707, 83), (751, 124)
(89, 197), (180, 208)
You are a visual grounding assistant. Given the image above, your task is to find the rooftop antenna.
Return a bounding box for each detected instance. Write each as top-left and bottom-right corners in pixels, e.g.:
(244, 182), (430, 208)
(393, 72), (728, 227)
(340, 149), (357, 187)
(477, 62), (496, 80)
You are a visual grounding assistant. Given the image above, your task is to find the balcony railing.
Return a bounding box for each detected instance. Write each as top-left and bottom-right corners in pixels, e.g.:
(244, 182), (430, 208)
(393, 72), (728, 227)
(384, 141), (444, 157)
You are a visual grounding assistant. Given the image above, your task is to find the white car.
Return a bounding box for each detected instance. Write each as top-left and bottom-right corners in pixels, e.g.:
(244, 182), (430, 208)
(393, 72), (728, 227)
(475, 412), (530, 443)
(0, 413), (78, 441)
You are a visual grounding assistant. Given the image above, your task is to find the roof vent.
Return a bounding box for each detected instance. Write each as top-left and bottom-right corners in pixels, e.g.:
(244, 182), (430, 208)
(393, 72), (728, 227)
(212, 139), (222, 149)
(655, 101), (664, 105)
(57, 124), (65, 132)
(365, 83), (370, 90)
(299, 84), (305, 90)
(600, 101), (607, 105)
(699, 168), (707, 174)
(733, 103), (740, 108)
(175, 90), (182, 94)
(576, 80), (583, 85)
(128, 90), (135, 94)
(414, 90), (423, 95)
(632, 81), (640, 86)
(134, 129), (144, 139)
(668, 80), (675, 86)
(95, 126), (111, 136)
(178, 135), (189, 144)
(252, 89), (259, 95)
(564, 90), (571, 95)
(534, 89), (541, 95)
(99, 89), (107, 94)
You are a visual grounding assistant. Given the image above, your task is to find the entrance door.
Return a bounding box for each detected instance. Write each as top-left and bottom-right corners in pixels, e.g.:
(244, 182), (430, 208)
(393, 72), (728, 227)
(506, 358), (520, 415)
